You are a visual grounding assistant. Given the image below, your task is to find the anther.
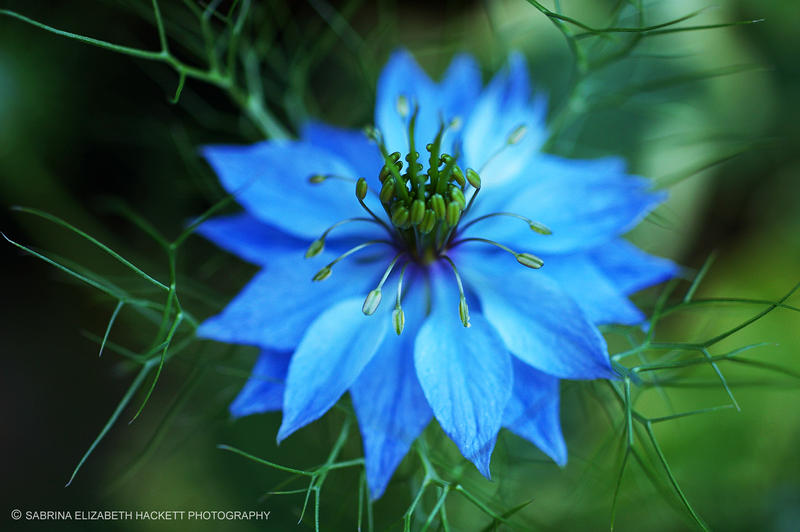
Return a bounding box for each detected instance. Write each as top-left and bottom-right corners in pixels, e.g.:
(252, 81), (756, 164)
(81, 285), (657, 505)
(362, 289), (382, 315)
(443, 256), (470, 328)
(431, 194), (446, 220)
(410, 199), (426, 225)
(393, 262), (409, 335)
(419, 210), (436, 234)
(450, 187), (466, 209)
(516, 253), (544, 269)
(396, 95), (410, 118)
(355, 178), (368, 200)
(452, 166), (466, 187)
(305, 239), (324, 258)
(446, 201), (462, 227)
(380, 178), (395, 204)
(465, 168), (481, 189)
(507, 124), (527, 145)
(391, 206), (410, 227)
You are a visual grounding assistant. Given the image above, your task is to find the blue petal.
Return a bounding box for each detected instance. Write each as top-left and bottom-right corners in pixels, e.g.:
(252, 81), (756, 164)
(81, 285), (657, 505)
(301, 122), (383, 185)
(461, 52), (547, 188)
(203, 141), (367, 240)
(414, 267), (512, 478)
(198, 248), (386, 350)
(278, 297), (389, 442)
(503, 357), (567, 466)
(350, 271), (432, 499)
(195, 213), (305, 266)
(461, 261), (614, 380)
(230, 349), (291, 417)
(375, 50), (439, 156)
(537, 252), (645, 325)
(438, 53), (482, 125)
(469, 154), (665, 254)
(590, 239), (679, 294)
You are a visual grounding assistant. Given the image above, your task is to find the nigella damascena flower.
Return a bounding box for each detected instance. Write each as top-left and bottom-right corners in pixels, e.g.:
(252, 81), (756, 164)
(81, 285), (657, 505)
(196, 50), (677, 498)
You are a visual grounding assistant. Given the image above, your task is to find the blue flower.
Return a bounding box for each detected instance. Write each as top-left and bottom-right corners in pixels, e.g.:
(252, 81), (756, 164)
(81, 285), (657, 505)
(197, 50), (677, 499)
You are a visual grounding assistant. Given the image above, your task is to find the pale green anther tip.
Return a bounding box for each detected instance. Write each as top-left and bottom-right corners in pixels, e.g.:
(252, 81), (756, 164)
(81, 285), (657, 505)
(529, 221), (552, 235)
(431, 194), (446, 220)
(309, 174), (326, 184)
(312, 266), (332, 281)
(449, 116), (462, 131)
(516, 253), (544, 269)
(466, 168), (481, 189)
(396, 95), (410, 118)
(392, 307), (405, 335)
(362, 289), (382, 316)
(305, 239), (324, 258)
(458, 296), (471, 328)
(507, 124), (527, 145)
(356, 177), (368, 200)
(363, 125), (380, 142)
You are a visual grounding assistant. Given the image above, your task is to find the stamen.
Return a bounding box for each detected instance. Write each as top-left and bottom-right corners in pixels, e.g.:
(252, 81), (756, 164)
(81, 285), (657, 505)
(392, 262), (409, 335)
(354, 180), (393, 234)
(304, 217), (383, 259)
(442, 256), (470, 328)
(449, 237), (544, 270)
(363, 253), (404, 316)
(308, 173), (357, 184)
(459, 212), (552, 235)
(478, 123), (528, 174)
(312, 240), (394, 282)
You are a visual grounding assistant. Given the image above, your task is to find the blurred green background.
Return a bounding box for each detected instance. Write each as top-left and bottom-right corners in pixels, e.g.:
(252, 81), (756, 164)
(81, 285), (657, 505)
(1, 0), (798, 530)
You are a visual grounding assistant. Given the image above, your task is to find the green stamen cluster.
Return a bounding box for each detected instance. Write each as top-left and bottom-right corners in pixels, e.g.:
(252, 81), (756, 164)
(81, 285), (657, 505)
(305, 104), (552, 332)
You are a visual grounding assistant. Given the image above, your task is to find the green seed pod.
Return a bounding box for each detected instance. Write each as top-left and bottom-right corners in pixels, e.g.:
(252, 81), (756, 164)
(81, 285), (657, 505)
(362, 289), (382, 315)
(446, 201), (462, 227)
(430, 194), (446, 219)
(440, 154), (455, 166)
(355, 177), (368, 200)
(466, 168), (482, 189)
(516, 253), (544, 269)
(308, 174), (326, 184)
(410, 199), (426, 225)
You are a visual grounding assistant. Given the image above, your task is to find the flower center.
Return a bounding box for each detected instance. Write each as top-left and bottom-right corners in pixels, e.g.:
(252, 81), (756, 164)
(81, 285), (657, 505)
(304, 101), (551, 334)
